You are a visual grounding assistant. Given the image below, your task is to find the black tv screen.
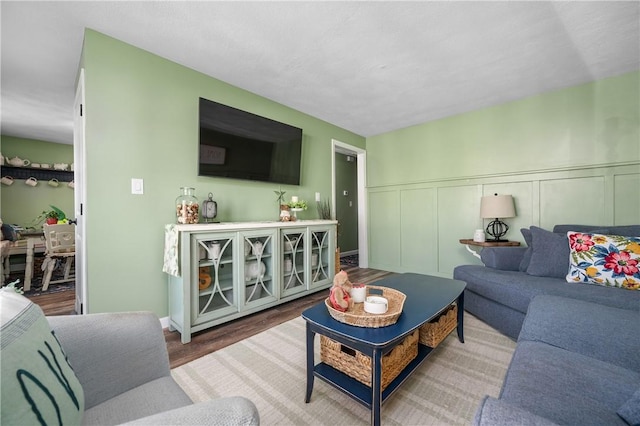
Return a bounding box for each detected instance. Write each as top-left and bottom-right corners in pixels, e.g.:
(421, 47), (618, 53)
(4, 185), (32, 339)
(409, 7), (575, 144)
(198, 97), (303, 185)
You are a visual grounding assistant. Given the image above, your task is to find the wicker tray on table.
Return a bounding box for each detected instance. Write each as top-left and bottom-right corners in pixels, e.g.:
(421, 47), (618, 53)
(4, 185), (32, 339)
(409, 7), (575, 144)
(324, 285), (406, 328)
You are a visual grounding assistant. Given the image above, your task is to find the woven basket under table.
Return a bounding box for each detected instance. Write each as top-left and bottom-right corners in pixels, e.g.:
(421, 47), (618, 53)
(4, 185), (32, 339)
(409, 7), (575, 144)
(320, 329), (419, 391)
(419, 303), (458, 348)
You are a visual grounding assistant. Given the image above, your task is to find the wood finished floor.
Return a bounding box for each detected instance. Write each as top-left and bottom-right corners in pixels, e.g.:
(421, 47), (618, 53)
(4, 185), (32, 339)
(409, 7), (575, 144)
(164, 266), (393, 368)
(28, 266), (393, 370)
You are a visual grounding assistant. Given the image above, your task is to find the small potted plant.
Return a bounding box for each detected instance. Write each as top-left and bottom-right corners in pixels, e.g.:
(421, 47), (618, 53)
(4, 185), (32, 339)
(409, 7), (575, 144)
(286, 199), (308, 210)
(45, 210), (59, 225)
(286, 198), (307, 221)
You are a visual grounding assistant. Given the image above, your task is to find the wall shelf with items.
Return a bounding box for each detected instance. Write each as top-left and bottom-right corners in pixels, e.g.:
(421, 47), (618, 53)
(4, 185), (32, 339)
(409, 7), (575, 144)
(166, 220), (337, 343)
(1, 165), (74, 183)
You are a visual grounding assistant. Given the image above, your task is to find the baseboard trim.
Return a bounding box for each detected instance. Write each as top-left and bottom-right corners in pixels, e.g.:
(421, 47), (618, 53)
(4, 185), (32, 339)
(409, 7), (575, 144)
(159, 316), (170, 329)
(340, 249), (358, 257)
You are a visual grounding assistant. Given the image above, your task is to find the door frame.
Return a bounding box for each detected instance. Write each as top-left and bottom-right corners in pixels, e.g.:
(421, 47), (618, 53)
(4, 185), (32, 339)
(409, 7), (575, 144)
(331, 139), (368, 268)
(73, 68), (87, 313)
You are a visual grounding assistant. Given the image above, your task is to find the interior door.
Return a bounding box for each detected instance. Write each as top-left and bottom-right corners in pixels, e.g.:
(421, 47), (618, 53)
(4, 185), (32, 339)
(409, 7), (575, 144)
(73, 69), (87, 314)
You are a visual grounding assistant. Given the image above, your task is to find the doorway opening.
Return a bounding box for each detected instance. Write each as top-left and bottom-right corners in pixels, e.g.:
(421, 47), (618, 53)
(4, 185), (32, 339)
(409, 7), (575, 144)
(331, 139), (368, 269)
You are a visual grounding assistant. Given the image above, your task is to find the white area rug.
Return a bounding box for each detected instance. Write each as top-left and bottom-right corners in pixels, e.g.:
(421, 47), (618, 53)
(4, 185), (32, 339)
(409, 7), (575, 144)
(172, 313), (515, 425)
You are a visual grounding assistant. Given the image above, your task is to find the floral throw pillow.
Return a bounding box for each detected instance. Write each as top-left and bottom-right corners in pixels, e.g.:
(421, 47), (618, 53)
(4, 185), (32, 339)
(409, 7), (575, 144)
(566, 232), (640, 290)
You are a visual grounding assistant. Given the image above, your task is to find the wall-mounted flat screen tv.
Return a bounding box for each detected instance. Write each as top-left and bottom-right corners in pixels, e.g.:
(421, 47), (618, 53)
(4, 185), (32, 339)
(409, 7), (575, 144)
(198, 97), (303, 185)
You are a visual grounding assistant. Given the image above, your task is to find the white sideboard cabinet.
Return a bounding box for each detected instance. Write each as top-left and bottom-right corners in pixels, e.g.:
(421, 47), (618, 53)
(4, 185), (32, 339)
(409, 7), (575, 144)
(166, 220), (337, 343)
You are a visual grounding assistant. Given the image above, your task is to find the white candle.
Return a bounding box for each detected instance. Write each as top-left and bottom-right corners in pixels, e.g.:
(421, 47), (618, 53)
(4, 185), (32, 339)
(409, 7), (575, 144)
(291, 196), (298, 203)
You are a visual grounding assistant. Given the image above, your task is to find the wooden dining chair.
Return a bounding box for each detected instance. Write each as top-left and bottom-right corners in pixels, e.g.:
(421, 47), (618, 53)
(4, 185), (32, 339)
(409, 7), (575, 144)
(42, 223), (76, 291)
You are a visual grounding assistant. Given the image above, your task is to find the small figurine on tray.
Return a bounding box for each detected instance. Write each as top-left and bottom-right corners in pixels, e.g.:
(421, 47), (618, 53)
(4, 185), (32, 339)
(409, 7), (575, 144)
(329, 270), (353, 312)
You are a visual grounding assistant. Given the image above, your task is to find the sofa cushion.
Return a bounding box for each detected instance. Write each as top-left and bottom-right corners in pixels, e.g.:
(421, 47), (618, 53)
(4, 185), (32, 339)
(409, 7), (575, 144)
(474, 396), (558, 426)
(500, 341), (639, 426)
(455, 265), (640, 315)
(566, 232), (640, 290)
(0, 289), (85, 426)
(617, 388), (640, 426)
(481, 247), (527, 271)
(82, 376), (193, 425)
(519, 296), (640, 372)
(526, 226), (570, 278)
(554, 224), (640, 236)
(518, 228), (533, 272)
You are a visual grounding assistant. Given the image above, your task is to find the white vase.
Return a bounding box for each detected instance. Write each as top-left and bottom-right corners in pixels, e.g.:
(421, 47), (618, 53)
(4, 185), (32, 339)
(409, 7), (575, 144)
(208, 242), (221, 260)
(252, 241), (264, 256)
(245, 261), (266, 281)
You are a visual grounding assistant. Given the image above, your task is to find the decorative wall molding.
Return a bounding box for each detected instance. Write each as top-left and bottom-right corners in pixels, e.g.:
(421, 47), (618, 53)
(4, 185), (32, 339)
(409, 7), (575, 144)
(367, 163), (640, 277)
(368, 161), (640, 190)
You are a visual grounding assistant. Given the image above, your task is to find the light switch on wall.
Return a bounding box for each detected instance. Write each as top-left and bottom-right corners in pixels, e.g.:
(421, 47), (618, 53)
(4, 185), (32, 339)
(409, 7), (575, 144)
(131, 178), (144, 195)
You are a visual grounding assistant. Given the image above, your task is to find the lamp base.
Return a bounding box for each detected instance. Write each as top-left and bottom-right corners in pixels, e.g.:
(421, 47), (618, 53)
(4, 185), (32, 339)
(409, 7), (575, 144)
(486, 219), (509, 241)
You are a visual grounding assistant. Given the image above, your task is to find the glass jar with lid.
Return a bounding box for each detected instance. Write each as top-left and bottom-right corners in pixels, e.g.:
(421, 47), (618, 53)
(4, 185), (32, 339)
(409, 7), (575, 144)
(175, 187), (199, 224)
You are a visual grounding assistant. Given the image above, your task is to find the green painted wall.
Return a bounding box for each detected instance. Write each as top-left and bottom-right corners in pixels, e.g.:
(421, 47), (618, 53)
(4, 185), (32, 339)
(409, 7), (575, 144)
(335, 153), (358, 252)
(367, 71), (639, 187)
(82, 30), (365, 315)
(366, 71), (640, 276)
(1, 136), (74, 227)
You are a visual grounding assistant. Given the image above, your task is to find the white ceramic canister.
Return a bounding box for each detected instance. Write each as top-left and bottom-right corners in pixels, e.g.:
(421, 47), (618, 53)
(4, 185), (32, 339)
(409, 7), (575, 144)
(473, 229), (486, 243)
(208, 242), (221, 260)
(350, 284), (367, 303)
(364, 296), (388, 314)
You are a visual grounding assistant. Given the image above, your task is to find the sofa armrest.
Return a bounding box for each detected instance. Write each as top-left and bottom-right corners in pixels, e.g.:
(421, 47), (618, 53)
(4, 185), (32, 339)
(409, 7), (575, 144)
(480, 247), (527, 271)
(47, 312), (171, 410)
(121, 397), (260, 426)
(474, 396), (558, 426)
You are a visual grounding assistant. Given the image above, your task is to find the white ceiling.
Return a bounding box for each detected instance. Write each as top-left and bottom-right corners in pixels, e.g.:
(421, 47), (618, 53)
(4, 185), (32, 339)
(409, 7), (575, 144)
(1, 1), (639, 145)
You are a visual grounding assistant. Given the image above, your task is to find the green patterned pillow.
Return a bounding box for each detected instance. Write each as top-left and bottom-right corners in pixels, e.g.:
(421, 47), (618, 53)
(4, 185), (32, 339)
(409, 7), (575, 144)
(1, 288), (84, 425)
(566, 232), (640, 290)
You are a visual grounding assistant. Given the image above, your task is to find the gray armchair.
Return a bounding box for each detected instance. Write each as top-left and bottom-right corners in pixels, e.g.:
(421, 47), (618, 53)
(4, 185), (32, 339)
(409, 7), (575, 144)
(47, 312), (259, 425)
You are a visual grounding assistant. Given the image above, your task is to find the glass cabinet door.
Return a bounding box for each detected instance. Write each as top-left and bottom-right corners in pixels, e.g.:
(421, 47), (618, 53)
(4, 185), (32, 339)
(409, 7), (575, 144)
(241, 230), (277, 307)
(192, 232), (237, 324)
(310, 226), (335, 288)
(281, 228), (307, 297)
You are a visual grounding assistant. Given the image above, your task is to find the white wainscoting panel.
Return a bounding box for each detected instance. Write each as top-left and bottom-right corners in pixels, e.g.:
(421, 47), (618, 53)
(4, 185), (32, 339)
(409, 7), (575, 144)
(368, 190), (401, 270)
(367, 163), (639, 277)
(400, 187), (438, 274)
(437, 185), (481, 275)
(614, 173), (640, 225)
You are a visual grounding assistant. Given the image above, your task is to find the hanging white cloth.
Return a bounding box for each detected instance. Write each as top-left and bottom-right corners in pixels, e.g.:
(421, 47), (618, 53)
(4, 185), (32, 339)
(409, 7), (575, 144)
(162, 224), (180, 277)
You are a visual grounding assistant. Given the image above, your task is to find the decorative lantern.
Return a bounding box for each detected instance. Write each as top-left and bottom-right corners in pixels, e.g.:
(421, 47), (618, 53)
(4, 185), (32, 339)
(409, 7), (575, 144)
(202, 192), (218, 223)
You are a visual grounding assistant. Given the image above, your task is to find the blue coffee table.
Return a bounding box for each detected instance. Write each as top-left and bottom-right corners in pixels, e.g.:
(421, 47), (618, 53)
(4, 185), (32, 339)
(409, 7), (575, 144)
(302, 273), (466, 426)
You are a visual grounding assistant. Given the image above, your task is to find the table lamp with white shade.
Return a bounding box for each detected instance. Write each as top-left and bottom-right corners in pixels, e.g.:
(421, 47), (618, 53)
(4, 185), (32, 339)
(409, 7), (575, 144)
(480, 194), (516, 242)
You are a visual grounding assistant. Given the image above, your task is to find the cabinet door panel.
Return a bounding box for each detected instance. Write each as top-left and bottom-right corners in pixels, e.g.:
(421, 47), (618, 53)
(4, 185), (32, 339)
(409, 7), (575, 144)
(192, 233), (238, 324)
(241, 230), (277, 307)
(281, 229), (307, 297)
(309, 226), (335, 288)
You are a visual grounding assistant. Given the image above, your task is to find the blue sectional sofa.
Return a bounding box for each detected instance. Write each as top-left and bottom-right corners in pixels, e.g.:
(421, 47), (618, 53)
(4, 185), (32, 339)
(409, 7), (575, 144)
(453, 224), (640, 425)
(474, 295), (639, 425)
(454, 224), (640, 340)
